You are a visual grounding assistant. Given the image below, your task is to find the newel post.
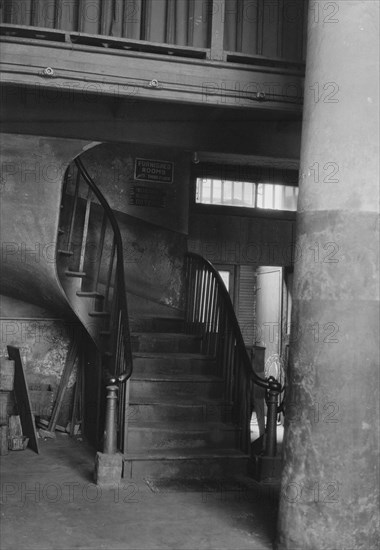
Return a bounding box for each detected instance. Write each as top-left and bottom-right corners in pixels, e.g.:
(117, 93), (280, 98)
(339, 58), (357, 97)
(103, 384), (118, 454)
(94, 377), (124, 487)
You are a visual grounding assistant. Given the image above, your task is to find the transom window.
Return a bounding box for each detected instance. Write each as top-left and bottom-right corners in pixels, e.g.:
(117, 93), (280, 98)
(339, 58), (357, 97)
(195, 178), (299, 211)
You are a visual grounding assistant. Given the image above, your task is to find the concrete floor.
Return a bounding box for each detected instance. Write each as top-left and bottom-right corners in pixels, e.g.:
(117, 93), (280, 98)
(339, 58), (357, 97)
(0, 431), (280, 550)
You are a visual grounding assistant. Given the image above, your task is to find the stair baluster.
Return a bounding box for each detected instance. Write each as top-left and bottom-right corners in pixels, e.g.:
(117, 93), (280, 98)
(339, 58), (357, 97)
(185, 252), (283, 455)
(78, 187), (92, 274)
(93, 212), (107, 293)
(57, 158), (133, 453)
(66, 166), (80, 252)
(104, 237), (116, 308)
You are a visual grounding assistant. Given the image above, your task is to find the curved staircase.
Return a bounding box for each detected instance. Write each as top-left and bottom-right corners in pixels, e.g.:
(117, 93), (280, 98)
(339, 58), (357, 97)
(57, 157), (132, 451)
(56, 157), (281, 484)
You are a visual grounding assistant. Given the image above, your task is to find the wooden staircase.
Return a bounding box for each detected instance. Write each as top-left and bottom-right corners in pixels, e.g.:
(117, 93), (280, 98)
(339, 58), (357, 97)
(56, 157), (282, 484)
(124, 316), (250, 481)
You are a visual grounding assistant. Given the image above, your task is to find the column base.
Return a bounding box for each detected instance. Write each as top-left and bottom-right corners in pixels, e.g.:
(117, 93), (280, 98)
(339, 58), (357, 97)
(94, 451), (123, 487)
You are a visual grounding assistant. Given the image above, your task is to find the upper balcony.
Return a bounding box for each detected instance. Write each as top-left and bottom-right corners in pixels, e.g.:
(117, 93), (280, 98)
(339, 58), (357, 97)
(0, 0), (307, 113)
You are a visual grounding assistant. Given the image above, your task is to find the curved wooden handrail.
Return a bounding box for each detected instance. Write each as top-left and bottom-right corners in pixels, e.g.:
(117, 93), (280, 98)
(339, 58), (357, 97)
(74, 157), (133, 382)
(186, 252), (274, 390)
(185, 252), (283, 453)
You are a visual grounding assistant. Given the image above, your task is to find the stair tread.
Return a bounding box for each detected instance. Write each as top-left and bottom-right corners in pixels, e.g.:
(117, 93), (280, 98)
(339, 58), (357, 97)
(123, 448), (249, 460)
(129, 402), (231, 407)
(65, 270), (86, 277)
(128, 422), (239, 432)
(77, 291), (104, 298)
(133, 352), (214, 360)
(132, 315), (184, 320)
(132, 332), (200, 339)
(131, 374), (222, 382)
(58, 249), (74, 256)
(129, 398), (231, 404)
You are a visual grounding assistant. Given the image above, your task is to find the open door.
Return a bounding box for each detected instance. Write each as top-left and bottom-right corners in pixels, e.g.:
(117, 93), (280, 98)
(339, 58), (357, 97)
(255, 267), (283, 367)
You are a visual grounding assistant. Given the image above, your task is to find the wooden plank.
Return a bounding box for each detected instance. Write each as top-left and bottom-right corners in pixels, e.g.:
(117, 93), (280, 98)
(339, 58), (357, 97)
(48, 338), (78, 432)
(8, 415), (22, 437)
(7, 346), (39, 454)
(0, 40), (304, 111)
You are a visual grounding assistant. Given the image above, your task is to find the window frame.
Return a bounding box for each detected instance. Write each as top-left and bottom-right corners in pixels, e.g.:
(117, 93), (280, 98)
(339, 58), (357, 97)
(192, 164), (299, 215)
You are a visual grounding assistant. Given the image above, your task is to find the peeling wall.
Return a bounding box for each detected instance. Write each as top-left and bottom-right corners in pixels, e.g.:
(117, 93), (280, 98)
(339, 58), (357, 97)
(0, 294), (77, 424)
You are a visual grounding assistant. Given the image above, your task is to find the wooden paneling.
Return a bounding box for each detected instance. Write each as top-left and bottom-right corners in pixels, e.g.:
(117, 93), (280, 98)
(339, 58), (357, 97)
(0, 0), (211, 48)
(224, 0), (307, 62)
(188, 210), (295, 267)
(0, 0), (307, 62)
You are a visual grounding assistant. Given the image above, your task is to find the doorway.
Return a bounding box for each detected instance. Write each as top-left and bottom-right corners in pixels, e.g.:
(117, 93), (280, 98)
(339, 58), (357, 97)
(255, 266), (283, 369)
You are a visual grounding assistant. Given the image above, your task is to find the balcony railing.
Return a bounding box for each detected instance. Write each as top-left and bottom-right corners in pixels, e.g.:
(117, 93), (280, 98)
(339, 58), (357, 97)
(0, 0), (307, 66)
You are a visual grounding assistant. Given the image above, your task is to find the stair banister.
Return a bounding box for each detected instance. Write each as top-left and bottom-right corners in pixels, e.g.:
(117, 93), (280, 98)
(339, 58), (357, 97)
(185, 252), (283, 455)
(73, 157), (133, 452)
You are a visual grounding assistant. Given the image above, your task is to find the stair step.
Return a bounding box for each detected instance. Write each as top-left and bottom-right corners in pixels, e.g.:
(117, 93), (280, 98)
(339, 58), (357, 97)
(76, 291), (104, 298)
(127, 400), (233, 424)
(65, 270), (86, 278)
(88, 311), (110, 317)
(123, 448), (250, 480)
(58, 249), (74, 256)
(132, 352), (216, 376)
(130, 375), (224, 400)
(130, 316), (185, 333)
(127, 422), (240, 451)
(131, 332), (202, 353)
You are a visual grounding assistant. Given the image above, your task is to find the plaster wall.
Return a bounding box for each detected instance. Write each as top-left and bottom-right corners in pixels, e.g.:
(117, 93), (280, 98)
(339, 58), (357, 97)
(0, 133), (92, 313)
(0, 294), (78, 426)
(77, 143), (190, 312)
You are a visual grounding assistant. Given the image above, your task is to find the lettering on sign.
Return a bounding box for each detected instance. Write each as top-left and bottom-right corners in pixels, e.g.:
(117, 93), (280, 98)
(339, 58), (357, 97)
(130, 186), (167, 208)
(134, 158), (174, 184)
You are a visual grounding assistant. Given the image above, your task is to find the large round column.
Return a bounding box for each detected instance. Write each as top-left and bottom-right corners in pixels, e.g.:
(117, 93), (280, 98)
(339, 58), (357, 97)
(276, 2), (379, 549)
